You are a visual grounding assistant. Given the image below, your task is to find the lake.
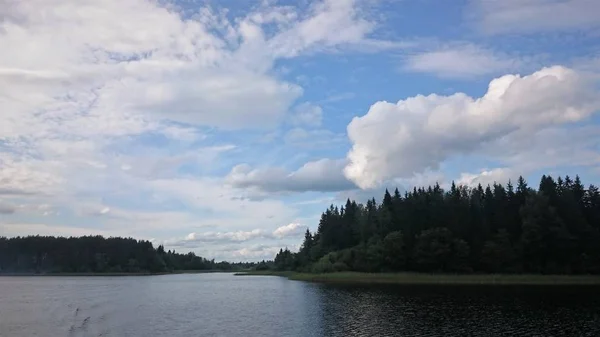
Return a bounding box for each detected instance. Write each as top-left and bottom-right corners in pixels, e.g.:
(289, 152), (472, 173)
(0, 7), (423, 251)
(1, 273), (599, 336)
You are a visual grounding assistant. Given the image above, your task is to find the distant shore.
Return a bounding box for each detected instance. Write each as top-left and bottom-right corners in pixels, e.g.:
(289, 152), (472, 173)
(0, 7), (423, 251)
(0, 270), (235, 277)
(234, 271), (600, 285)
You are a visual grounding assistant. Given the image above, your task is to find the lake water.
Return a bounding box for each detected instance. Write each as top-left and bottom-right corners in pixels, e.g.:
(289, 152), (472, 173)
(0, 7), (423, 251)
(1, 273), (599, 336)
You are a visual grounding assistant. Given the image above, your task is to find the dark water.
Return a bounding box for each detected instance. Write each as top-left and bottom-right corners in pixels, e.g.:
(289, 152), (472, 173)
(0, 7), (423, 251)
(1, 274), (599, 337)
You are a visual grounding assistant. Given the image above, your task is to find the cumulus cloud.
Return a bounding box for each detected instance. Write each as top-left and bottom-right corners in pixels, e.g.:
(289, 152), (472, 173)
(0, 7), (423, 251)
(208, 243), (301, 262)
(456, 168), (518, 187)
(181, 229), (266, 244)
(227, 158), (356, 193)
(344, 66), (600, 189)
(404, 44), (523, 78)
(273, 223), (308, 238)
(227, 245), (285, 261)
(226, 243), (301, 261)
(454, 124), (600, 188)
(335, 169), (446, 204)
(495, 126), (600, 169)
(470, 0), (600, 35)
(165, 223), (307, 250)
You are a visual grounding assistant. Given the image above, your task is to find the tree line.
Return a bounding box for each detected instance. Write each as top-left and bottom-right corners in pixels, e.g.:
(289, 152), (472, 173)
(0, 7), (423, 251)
(0, 235), (255, 274)
(274, 174), (600, 274)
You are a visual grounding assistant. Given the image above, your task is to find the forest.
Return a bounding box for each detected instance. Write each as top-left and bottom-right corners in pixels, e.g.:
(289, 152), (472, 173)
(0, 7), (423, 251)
(0, 236), (254, 274)
(274, 174), (600, 274)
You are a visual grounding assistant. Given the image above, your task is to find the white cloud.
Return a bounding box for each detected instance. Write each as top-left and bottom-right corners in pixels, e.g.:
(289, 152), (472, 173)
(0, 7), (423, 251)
(179, 229), (267, 244)
(319, 92), (356, 103)
(456, 168), (518, 187)
(484, 125), (600, 169)
(0, 223), (117, 238)
(454, 125), (600, 187)
(146, 178), (297, 221)
(99, 208), (217, 233)
(116, 145), (237, 179)
(470, 0), (600, 35)
(273, 223), (308, 238)
(0, 0), (382, 152)
(267, 0), (376, 58)
(335, 170), (446, 204)
(1, 0), (390, 138)
(163, 223), (307, 254)
(0, 0), (300, 136)
(175, 223), (308, 244)
(290, 102), (323, 127)
(214, 244), (301, 262)
(283, 127), (345, 148)
(0, 0), (394, 249)
(0, 203), (16, 214)
(404, 44), (522, 78)
(344, 66), (600, 189)
(227, 158), (356, 193)
(83, 206), (110, 216)
(0, 154), (64, 196)
(225, 244), (295, 261)
(572, 55), (600, 77)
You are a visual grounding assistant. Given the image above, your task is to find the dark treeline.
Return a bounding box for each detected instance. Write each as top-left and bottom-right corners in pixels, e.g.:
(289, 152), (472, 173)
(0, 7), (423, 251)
(0, 236), (255, 274)
(274, 174), (600, 274)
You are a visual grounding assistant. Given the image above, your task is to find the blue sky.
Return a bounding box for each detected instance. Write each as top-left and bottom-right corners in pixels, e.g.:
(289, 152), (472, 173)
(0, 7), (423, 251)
(1, 0), (600, 261)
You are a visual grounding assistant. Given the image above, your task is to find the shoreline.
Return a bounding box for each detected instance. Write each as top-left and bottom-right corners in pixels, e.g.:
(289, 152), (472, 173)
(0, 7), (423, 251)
(0, 270), (237, 277)
(234, 271), (600, 286)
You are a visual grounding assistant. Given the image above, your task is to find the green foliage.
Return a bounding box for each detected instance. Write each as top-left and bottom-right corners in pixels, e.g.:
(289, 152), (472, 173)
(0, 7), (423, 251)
(412, 228), (470, 272)
(382, 231), (405, 270)
(365, 237), (384, 272)
(274, 248), (295, 271)
(312, 253), (336, 273)
(310, 251), (352, 273)
(273, 173), (600, 275)
(254, 260), (272, 271)
(481, 229), (517, 272)
(0, 236), (256, 274)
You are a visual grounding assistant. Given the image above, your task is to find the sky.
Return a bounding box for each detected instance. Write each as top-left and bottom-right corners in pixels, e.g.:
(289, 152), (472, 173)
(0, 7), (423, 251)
(1, 0), (600, 261)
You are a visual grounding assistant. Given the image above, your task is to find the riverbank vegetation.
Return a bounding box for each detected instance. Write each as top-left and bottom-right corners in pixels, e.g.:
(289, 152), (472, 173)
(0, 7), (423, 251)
(0, 236), (255, 274)
(272, 174), (600, 275)
(235, 271), (600, 285)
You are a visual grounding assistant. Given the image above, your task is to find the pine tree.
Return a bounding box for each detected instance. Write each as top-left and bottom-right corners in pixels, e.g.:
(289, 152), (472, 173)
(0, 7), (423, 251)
(262, 173), (600, 275)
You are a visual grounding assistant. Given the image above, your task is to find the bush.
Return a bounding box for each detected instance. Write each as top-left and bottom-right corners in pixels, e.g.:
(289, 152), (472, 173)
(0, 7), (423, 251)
(312, 257), (334, 273)
(332, 262), (349, 272)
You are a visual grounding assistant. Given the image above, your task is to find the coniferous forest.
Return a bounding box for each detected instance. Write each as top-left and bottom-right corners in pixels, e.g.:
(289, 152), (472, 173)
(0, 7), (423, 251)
(0, 236), (255, 274)
(274, 175), (600, 274)
(3, 174), (599, 275)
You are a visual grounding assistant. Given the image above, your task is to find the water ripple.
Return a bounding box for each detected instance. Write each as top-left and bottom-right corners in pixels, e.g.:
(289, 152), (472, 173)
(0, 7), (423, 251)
(0, 275), (599, 337)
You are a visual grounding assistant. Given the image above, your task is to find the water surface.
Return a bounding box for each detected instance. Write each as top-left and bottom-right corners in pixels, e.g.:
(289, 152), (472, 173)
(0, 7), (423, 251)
(1, 273), (599, 336)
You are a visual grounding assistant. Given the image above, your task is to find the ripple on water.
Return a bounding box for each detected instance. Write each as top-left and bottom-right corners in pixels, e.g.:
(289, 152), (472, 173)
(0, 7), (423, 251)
(1, 275), (600, 337)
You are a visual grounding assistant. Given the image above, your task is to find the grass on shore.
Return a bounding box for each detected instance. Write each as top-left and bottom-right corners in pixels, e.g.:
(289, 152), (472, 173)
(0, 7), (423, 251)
(234, 271), (600, 285)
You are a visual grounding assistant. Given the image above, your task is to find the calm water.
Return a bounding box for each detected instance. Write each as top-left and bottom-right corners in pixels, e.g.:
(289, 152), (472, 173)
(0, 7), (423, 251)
(1, 273), (599, 337)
